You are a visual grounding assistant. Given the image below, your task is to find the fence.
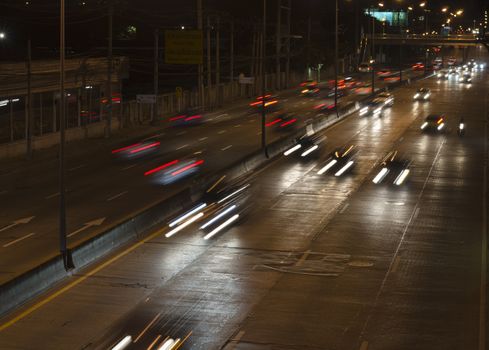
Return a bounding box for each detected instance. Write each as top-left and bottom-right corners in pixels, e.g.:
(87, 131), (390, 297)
(0, 70), (305, 151)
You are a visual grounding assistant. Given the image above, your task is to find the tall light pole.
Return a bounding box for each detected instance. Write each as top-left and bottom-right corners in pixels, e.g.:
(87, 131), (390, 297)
(334, 0), (339, 116)
(261, 0), (268, 157)
(59, 0), (72, 271)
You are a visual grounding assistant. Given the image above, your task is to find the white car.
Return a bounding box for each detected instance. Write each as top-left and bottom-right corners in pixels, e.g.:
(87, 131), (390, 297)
(413, 88), (431, 101)
(377, 92), (394, 107)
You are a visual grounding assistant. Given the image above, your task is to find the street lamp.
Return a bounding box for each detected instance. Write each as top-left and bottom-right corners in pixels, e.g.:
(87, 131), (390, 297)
(0, 32), (5, 39)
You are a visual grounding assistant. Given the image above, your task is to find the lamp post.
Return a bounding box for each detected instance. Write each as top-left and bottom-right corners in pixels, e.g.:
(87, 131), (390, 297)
(261, 0), (268, 157)
(59, 0), (73, 271)
(334, 0), (338, 116)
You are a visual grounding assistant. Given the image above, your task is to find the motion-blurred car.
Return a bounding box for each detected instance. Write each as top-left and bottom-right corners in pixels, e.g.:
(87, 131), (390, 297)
(458, 73), (472, 83)
(300, 81), (320, 97)
(199, 181), (251, 240)
(413, 88), (431, 101)
(359, 98), (384, 116)
(265, 112), (299, 131)
(314, 99), (337, 113)
(112, 137), (161, 159)
(436, 70), (449, 80)
(412, 62), (424, 71)
(169, 107), (205, 127)
(420, 114), (446, 132)
(377, 69), (391, 78)
(249, 94), (280, 112)
(372, 151), (411, 186)
(377, 91), (394, 107)
(145, 157), (204, 185)
(354, 83), (373, 95)
(358, 62), (373, 72)
(316, 144), (357, 177)
(283, 132), (326, 158)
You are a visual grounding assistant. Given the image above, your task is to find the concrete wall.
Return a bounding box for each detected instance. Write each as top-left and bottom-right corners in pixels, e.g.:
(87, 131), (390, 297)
(0, 118), (120, 159)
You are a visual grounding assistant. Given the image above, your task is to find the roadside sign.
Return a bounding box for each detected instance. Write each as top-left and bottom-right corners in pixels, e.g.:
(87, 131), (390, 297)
(165, 30), (203, 65)
(175, 87), (183, 99)
(137, 94), (156, 104)
(238, 74), (255, 84)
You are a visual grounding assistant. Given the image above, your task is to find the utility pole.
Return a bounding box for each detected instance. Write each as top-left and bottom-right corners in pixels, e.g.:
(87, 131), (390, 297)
(215, 16), (220, 106)
(285, 0), (291, 88)
(399, 15), (403, 83)
(59, 0), (73, 271)
(26, 39), (33, 159)
(197, 0), (204, 108)
(306, 16), (311, 79)
(230, 20), (234, 99)
(153, 29), (159, 123)
(206, 16), (212, 107)
(261, 0), (268, 157)
(371, 9), (375, 95)
(276, 0), (281, 90)
(106, 2), (113, 138)
(335, 0), (339, 116)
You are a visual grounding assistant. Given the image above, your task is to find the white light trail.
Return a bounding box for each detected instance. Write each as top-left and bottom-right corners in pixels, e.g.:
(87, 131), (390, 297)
(204, 214), (240, 240)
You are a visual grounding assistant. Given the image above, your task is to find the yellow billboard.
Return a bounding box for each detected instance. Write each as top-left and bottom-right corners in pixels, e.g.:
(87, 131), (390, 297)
(165, 30), (203, 65)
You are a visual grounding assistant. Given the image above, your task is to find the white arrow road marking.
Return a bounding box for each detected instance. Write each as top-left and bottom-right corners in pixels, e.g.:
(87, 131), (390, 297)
(45, 192), (60, 199)
(3, 233), (35, 248)
(67, 217), (106, 238)
(0, 216), (35, 233)
(107, 191), (128, 201)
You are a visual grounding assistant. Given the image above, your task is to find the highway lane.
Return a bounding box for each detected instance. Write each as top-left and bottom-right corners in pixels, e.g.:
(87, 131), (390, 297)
(0, 47), (482, 350)
(0, 69), (425, 283)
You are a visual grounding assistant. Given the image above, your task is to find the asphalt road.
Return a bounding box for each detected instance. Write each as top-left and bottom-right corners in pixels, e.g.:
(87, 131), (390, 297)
(0, 45), (485, 349)
(0, 63), (423, 283)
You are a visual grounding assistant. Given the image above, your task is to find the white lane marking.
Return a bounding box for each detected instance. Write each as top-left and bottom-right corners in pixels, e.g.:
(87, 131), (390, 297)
(359, 340), (369, 350)
(0, 216), (36, 233)
(133, 312), (161, 343)
(221, 145), (233, 151)
(248, 119), (254, 123)
(256, 132), (262, 135)
(107, 191), (128, 201)
(218, 130), (227, 134)
(413, 207), (420, 220)
(226, 330), (246, 350)
(215, 113), (228, 119)
(359, 140), (445, 340)
(176, 131), (186, 136)
(296, 250), (311, 267)
(340, 202), (350, 214)
(45, 192), (60, 199)
(3, 233), (35, 248)
(176, 144), (188, 150)
(391, 256), (401, 274)
(67, 217), (106, 238)
(68, 164), (86, 172)
(234, 124), (242, 128)
(122, 164), (137, 171)
(199, 137), (208, 141)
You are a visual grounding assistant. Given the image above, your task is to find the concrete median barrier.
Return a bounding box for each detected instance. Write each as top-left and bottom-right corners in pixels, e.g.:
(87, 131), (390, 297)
(0, 78), (420, 319)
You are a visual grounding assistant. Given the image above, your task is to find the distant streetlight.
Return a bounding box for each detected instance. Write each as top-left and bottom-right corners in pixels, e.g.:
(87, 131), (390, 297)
(378, 2), (384, 7)
(0, 32), (5, 39)
(442, 7), (448, 13)
(456, 9), (463, 16)
(419, 2), (426, 8)
(408, 6), (413, 11)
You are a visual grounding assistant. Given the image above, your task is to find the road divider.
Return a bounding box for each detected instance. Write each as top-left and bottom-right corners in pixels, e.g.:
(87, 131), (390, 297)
(0, 75), (426, 320)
